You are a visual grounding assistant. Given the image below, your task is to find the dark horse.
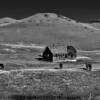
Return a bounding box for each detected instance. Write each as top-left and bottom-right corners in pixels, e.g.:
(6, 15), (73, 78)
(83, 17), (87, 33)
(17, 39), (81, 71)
(0, 64), (4, 70)
(86, 63), (92, 71)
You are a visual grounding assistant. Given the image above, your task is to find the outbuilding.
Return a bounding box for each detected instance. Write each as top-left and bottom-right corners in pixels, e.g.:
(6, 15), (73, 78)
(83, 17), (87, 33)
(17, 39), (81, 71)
(42, 46), (53, 62)
(67, 45), (77, 59)
(38, 45), (77, 62)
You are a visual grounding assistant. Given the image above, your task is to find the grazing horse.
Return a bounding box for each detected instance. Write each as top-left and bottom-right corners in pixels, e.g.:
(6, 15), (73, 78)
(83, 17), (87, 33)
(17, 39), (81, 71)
(86, 63), (92, 71)
(59, 63), (63, 69)
(0, 64), (4, 70)
(54, 63), (63, 69)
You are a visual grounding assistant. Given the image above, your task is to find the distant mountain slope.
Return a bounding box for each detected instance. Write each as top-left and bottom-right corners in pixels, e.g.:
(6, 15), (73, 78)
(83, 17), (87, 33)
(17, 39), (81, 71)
(0, 17), (16, 22)
(0, 13), (100, 50)
(90, 23), (100, 29)
(89, 19), (100, 29)
(0, 17), (18, 25)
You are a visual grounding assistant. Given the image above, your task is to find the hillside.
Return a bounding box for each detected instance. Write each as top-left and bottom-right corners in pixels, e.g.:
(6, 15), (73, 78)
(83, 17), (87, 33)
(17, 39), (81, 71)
(89, 20), (100, 29)
(1, 13), (100, 100)
(0, 13), (100, 50)
(0, 17), (17, 26)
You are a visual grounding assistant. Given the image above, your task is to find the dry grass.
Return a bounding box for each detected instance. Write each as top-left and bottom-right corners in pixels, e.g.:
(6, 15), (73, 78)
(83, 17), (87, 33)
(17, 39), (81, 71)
(0, 68), (99, 100)
(0, 13), (100, 50)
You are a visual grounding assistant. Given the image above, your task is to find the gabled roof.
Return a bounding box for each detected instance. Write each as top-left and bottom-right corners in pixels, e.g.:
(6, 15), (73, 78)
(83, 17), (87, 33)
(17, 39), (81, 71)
(43, 46), (53, 55)
(40, 45), (77, 54)
(51, 47), (67, 54)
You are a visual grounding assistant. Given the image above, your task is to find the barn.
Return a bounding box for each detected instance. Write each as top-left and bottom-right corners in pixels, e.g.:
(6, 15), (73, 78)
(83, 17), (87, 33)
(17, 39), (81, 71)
(67, 45), (77, 59)
(38, 45), (77, 62)
(42, 46), (53, 62)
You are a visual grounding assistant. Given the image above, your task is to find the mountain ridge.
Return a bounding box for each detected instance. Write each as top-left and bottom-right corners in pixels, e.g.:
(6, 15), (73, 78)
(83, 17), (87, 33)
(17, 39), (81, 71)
(0, 13), (100, 50)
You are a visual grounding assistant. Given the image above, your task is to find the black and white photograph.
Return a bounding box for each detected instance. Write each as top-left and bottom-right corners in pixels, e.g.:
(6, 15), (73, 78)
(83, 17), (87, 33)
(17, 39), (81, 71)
(0, 0), (100, 100)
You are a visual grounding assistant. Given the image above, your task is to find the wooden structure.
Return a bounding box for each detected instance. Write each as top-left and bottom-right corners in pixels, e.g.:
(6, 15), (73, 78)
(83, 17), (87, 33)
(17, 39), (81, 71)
(67, 45), (77, 59)
(42, 46), (53, 62)
(37, 45), (77, 62)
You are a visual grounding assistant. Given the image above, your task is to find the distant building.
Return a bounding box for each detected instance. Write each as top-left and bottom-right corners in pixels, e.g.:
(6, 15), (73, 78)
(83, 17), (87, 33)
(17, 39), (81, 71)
(42, 46), (53, 62)
(67, 45), (77, 59)
(38, 45), (77, 62)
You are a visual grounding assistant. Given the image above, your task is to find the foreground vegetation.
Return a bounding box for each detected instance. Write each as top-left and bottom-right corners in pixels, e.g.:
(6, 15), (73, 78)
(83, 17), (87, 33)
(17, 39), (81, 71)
(0, 68), (99, 100)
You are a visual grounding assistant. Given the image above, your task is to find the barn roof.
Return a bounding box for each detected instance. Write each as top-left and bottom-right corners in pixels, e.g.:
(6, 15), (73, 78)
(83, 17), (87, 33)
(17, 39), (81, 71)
(40, 45), (77, 54)
(51, 48), (67, 54)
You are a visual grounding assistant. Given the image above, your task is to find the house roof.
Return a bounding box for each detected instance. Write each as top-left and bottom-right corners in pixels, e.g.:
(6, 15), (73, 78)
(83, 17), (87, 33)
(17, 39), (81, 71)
(51, 47), (67, 54)
(40, 45), (77, 54)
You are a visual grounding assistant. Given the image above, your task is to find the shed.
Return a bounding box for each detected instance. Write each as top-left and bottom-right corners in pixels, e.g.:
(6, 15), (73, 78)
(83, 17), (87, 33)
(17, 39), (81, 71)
(42, 46), (53, 62)
(38, 45), (77, 62)
(67, 45), (77, 59)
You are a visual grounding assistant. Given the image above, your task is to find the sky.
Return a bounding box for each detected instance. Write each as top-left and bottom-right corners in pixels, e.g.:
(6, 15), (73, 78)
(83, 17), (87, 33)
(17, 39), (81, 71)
(0, 0), (100, 22)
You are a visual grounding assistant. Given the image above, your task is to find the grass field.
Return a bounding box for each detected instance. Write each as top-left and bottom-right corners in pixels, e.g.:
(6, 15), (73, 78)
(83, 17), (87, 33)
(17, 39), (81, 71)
(0, 68), (100, 100)
(0, 43), (99, 100)
(1, 13), (100, 99)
